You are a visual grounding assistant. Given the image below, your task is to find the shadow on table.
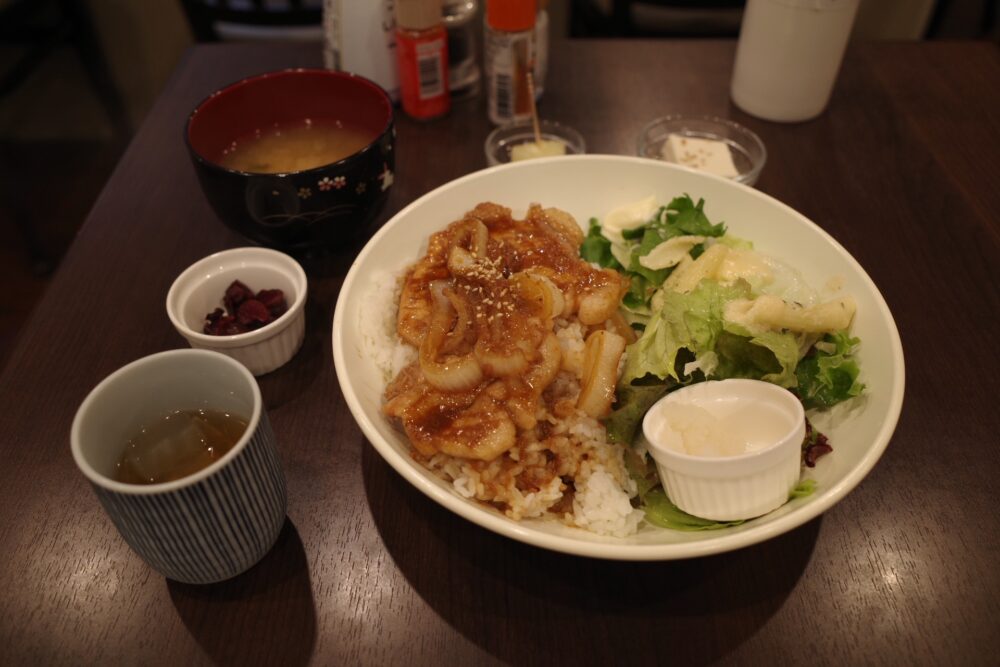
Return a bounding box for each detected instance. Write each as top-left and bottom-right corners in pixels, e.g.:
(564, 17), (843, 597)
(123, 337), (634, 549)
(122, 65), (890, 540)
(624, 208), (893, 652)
(363, 446), (820, 666)
(167, 519), (317, 666)
(256, 296), (329, 411)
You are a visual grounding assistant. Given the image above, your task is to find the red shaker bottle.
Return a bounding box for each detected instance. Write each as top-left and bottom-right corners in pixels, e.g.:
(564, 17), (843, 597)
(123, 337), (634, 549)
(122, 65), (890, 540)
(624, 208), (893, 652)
(396, 0), (451, 119)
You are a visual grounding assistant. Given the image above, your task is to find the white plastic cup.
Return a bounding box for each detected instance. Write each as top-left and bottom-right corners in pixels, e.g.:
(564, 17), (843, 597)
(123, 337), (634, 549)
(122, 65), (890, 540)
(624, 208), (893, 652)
(323, 0), (400, 101)
(71, 349), (287, 584)
(731, 0), (860, 122)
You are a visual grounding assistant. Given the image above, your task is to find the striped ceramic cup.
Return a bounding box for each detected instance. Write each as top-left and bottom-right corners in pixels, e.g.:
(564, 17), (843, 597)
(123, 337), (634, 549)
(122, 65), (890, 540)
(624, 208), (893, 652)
(71, 349), (287, 584)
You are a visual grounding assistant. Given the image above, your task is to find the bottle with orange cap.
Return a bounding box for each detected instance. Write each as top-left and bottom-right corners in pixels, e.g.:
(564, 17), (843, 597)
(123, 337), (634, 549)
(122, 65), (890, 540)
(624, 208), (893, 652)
(396, 0), (451, 120)
(485, 0), (537, 125)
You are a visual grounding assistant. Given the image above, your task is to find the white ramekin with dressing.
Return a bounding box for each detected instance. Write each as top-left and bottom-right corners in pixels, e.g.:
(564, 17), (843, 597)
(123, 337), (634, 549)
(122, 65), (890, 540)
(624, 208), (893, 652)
(642, 379), (806, 521)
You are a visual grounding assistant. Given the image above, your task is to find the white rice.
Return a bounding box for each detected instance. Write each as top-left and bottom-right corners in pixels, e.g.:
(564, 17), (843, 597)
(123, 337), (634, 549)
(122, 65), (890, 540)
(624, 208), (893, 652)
(360, 270), (416, 384)
(572, 469), (644, 538)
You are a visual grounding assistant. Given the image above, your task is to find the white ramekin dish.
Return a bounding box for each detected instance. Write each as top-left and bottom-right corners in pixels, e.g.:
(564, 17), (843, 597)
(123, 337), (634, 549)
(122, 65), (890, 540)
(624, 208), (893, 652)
(642, 379), (806, 521)
(166, 247), (307, 376)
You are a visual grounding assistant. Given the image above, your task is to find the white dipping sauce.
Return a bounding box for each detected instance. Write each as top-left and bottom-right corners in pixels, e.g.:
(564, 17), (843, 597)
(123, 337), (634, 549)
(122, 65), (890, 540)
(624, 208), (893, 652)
(647, 399), (790, 458)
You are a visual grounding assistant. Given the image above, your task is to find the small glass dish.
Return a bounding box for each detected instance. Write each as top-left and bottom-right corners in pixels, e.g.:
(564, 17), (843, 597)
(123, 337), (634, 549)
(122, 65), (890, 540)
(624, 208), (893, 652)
(637, 115), (766, 186)
(485, 120), (586, 166)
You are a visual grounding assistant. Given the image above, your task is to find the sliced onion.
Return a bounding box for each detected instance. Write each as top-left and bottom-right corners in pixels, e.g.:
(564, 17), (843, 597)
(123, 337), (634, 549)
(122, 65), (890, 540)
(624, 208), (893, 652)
(447, 246), (477, 276)
(577, 330), (626, 418)
(444, 218), (490, 278)
(440, 289), (473, 354)
(420, 281), (483, 391)
(525, 333), (562, 393)
(512, 271), (564, 320)
(419, 351), (483, 392)
(510, 272), (544, 317)
(578, 273), (623, 325)
(464, 218), (489, 257)
(474, 339), (529, 377)
(531, 272), (565, 320)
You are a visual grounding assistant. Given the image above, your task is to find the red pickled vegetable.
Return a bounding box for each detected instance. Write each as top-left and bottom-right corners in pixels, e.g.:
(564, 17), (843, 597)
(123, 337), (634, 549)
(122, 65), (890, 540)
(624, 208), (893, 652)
(256, 289), (288, 317)
(224, 280), (255, 315)
(203, 308), (244, 336)
(203, 280), (289, 335)
(237, 299), (271, 328)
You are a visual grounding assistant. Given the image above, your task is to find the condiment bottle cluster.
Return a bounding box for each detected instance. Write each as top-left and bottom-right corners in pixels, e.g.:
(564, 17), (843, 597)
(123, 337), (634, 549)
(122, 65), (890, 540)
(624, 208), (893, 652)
(323, 0), (549, 123)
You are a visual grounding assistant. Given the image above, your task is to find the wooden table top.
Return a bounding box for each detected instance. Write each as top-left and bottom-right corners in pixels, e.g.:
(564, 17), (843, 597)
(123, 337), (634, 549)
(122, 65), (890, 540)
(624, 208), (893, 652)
(1, 39), (998, 665)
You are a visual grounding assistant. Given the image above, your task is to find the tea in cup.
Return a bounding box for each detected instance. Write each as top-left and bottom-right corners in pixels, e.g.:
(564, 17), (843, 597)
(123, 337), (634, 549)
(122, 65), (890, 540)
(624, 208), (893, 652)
(71, 349), (287, 584)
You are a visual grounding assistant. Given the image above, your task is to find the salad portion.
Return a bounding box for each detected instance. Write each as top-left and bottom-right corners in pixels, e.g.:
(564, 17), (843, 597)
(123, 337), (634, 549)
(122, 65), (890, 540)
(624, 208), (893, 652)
(582, 195), (865, 529)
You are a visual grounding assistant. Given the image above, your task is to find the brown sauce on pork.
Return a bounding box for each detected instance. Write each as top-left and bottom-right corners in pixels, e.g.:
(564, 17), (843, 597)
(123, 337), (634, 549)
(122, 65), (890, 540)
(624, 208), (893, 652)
(384, 203), (627, 463)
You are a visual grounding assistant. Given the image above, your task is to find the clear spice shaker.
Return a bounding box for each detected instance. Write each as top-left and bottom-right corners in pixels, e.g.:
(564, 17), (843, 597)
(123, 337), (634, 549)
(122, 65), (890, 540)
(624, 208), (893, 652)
(444, 0), (481, 99)
(485, 0), (537, 125)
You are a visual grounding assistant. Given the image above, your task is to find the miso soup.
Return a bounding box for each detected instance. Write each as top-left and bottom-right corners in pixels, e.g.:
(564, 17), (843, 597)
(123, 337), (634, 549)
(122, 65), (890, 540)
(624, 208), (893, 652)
(115, 408), (248, 485)
(218, 118), (374, 174)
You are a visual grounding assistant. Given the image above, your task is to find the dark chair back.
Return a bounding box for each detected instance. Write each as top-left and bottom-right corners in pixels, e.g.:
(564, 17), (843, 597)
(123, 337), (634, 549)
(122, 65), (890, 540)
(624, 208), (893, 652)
(179, 0), (323, 42)
(571, 0), (745, 38)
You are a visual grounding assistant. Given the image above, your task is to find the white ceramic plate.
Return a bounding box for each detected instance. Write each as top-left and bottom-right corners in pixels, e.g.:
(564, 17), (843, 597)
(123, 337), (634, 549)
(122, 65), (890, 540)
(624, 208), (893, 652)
(332, 156), (904, 560)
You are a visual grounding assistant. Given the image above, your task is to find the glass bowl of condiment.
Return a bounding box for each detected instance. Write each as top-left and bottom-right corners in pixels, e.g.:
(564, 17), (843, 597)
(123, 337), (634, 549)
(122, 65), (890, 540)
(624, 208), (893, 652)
(637, 115), (766, 186)
(186, 69), (395, 252)
(485, 120), (586, 166)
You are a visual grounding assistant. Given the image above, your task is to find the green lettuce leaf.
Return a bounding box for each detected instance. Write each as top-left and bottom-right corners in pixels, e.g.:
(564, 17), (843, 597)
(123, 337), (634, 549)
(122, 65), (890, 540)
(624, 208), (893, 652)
(789, 478), (817, 498)
(586, 196), (728, 317)
(716, 323), (801, 388)
(605, 382), (672, 445)
(622, 280), (749, 385)
(580, 218), (622, 270)
(623, 447), (660, 499)
(653, 195), (727, 239)
(641, 479), (819, 530)
(795, 330), (865, 408)
(627, 247), (671, 290)
(642, 489), (745, 531)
